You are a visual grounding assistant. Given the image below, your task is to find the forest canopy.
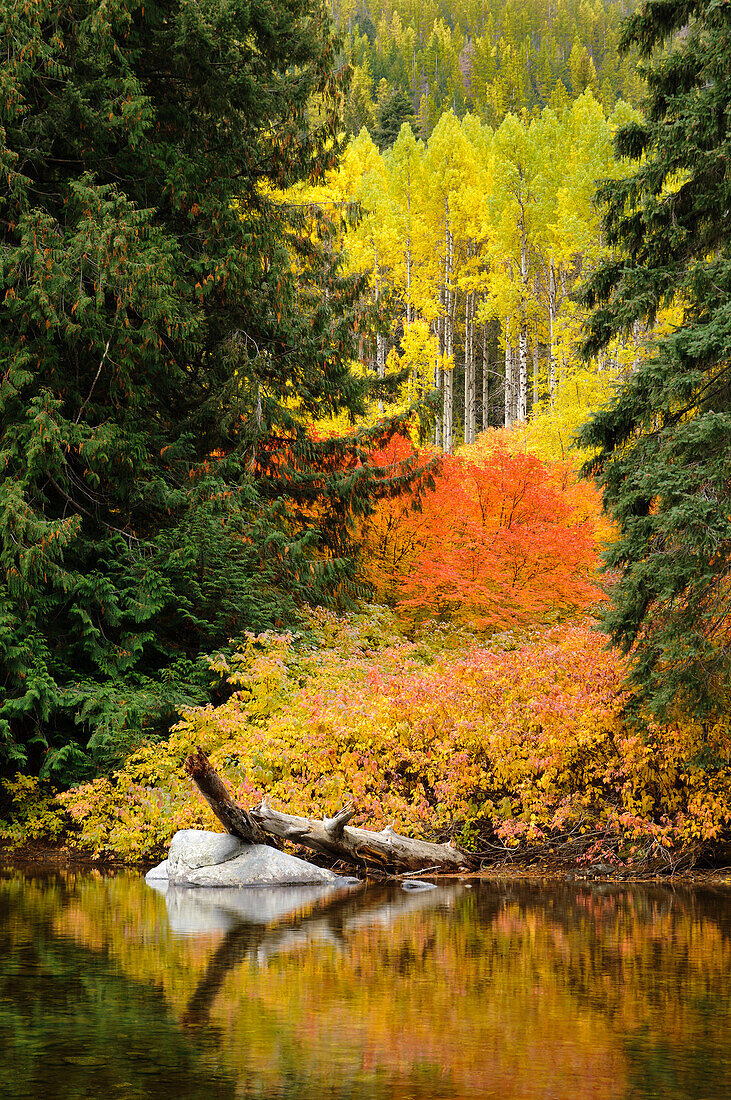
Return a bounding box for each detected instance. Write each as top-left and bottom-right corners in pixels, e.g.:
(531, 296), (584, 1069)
(338, 0), (644, 136)
(0, 0), (428, 779)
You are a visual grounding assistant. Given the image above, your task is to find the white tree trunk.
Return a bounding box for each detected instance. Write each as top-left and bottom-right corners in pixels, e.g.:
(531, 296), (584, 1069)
(482, 321), (489, 431)
(504, 321), (514, 429)
(435, 316), (443, 450)
(632, 319), (643, 371)
(442, 205), (454, 453)
(464, 285), (475, 445)
(405, 172), (413, 327)
(374, 243), (385, 414)
(518, 326), (528, 422)
(518, 220), (529, 423)
(548, 257), (557, 399)
(443, 362), (453, 453)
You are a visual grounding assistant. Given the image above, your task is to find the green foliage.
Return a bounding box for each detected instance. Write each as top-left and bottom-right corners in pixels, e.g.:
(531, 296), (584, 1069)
(339, 0), (643, 138)
(373, 92), (419, 149)
(0, 0), (430, 779)
(577, 0), (731, 723)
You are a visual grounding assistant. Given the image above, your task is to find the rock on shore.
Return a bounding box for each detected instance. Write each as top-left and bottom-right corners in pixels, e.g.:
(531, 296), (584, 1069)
(146, 829), (341, 887)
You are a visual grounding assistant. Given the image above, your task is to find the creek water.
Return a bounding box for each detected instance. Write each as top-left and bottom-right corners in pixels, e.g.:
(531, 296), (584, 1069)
(1, 868), (729, 1099)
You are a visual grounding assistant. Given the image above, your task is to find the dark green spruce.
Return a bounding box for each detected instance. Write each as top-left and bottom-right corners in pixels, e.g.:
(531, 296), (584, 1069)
(373, 91), (419, 149)
(578, 0), (731, 726)
(0, 0), (427, 778)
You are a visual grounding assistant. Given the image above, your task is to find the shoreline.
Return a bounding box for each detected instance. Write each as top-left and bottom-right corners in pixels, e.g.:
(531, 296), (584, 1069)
(2, 844), (730, 888)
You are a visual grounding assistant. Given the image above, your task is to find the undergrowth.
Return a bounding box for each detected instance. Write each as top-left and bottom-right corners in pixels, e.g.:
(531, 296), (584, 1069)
(2, 607), (730, 868)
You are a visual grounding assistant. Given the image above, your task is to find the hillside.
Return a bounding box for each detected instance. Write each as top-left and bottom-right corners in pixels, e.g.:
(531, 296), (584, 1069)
(336, 0), (642, 137)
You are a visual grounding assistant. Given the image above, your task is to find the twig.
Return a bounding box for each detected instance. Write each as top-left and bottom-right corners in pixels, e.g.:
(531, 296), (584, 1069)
(394, 865), (440, 879)
(75, 309), (120, 424)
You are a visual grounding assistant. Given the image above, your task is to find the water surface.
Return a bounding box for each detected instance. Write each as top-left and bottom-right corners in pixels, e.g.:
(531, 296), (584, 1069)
(1, 869), (729, 1099)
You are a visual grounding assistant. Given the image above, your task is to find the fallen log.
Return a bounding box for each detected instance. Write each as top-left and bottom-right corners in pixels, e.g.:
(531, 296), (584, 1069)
(183, 747), (477, 874)
(250, 800), (476, 873)
(183, 747), (271, 846)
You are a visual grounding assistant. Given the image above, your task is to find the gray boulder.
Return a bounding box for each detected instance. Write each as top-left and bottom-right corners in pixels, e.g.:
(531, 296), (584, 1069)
(145, 859), (169, 882)
(167, 829), (244, 878)
(165, 828), (340, 887)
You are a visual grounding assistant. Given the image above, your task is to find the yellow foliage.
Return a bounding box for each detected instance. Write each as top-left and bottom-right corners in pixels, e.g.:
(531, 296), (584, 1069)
(4, 609), (726, 865)
(0, 774), (69, 845)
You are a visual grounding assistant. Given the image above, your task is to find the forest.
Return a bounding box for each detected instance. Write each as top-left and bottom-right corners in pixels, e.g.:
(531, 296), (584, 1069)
(1, 0), (730, 870)
(337, 0), (645, 135)
(295, 93), (648, 454)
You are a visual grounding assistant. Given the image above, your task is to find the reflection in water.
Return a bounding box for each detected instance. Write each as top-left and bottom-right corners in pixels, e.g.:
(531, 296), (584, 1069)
(0, 868), (729, 1100)
(164, 882), (360, 935)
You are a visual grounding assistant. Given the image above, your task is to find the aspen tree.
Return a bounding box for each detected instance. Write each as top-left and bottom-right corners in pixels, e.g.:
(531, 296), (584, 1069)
(423, 113), (476, 449)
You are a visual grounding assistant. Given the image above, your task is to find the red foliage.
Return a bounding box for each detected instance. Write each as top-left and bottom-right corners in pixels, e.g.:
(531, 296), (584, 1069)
(361, 436), (605, 629)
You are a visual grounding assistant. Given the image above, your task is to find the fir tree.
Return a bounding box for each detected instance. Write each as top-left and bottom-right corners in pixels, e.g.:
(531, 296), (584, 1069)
(373, 91), (419, 149)
(0, 0), (423, 776)
(578, 0), (731, 723)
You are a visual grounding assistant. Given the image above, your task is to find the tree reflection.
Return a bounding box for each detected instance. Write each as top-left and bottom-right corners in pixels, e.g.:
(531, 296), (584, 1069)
(2, 870), (730, 1100)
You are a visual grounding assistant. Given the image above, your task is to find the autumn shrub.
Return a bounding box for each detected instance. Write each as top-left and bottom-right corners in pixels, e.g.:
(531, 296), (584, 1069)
(359, 433), (606, 629)
(0, 774), (70, 846)
(8, 609), (727, 865)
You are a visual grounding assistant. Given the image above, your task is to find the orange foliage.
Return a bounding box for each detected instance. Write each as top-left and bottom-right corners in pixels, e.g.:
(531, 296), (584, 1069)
(361, 434), (606, 629)
(12, 610), (731, 862)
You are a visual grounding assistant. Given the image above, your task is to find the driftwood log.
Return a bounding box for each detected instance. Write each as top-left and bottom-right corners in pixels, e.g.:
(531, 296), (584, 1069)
(183, 747), (476, 874)
(183, 748), (272, 846)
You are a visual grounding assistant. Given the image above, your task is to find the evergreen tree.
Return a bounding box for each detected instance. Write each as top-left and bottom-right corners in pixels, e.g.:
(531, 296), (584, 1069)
(373, 91), (419, 148)
(578, 0), (731, 722)
(344, 59), (377, 135)
(0, 0), (422, 776)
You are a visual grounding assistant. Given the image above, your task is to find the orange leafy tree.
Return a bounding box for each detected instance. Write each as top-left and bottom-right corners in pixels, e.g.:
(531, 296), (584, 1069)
(360, 433), (606, 629)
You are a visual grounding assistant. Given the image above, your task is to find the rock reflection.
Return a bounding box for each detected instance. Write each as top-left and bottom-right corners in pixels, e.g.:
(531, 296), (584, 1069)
(164, 882), (360, 935)
(163, 880), (464, 1030)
